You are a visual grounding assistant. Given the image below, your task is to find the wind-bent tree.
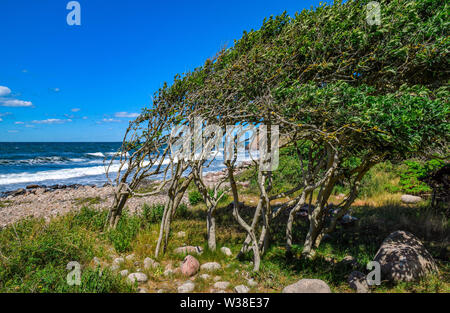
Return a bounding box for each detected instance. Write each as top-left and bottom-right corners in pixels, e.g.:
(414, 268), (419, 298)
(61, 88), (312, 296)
(106, 0), (448, 266)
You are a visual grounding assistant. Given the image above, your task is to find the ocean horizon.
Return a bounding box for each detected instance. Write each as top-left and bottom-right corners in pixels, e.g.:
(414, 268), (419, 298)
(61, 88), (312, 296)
(0, 142), (248, 193)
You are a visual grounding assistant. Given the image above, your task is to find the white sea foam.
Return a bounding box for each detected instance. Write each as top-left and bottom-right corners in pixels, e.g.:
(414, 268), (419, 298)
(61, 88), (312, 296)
(0, 163), (126, 185)
(86, 152), (105, 158)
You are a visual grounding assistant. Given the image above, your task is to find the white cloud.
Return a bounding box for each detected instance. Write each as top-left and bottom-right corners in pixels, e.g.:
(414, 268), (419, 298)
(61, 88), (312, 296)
(0, 118), (2, 122)
(0, 112), (11, 117)
(0, 86), (12, 97)
(8, 130), (18, 133)
(0, 99), (33, 107)
(71, 108), (80, 112)
(82, 116), (88, 120)
(101, 118), (121, 123)
(15, 121), (24, 124)
(52, 88), (60, 92)
(115, 112), (139, 118)
(32, 119), (72, 124)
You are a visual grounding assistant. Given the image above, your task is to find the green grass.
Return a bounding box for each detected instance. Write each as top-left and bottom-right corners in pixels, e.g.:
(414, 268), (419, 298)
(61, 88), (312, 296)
(0, 160), (448, 293)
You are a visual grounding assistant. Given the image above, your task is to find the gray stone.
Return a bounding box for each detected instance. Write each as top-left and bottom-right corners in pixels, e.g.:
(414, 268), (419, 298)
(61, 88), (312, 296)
(199, 274), (210, 280)
(174, 246), (203, 255)
(214, 281), (230, 290)
(127, 272), (148, 284)
(220, 247), (232, 257)
(113, 257), (125, 266)
(164, 269), (173, 276)
(282, 279), (331, 293)
(143, 257), (158, 269)
(201, 262), (221, 271)
(348, 271), (370, 293)
(178, 281), (195, 293)
(247, 279), (258, 287)
(374, 230), (439, 282)
(119, 269), (129, 277)
(401, 195), (423, 205)
(125, 254), (135, 261)
(234, 285), (250, 293)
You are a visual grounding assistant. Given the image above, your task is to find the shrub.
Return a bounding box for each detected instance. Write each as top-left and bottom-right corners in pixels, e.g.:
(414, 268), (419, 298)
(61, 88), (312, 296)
(142, 203), (165, 224)
(188, 190), (203, 206)
(107, 212), (141, 253)
(398, 160), (445, 195)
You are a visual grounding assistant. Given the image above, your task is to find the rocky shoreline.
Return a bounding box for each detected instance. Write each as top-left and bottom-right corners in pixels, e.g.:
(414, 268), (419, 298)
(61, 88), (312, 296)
(0, 161), (253, 229)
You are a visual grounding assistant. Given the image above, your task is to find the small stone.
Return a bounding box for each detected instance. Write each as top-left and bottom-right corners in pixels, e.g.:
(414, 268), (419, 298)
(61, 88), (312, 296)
(234, 285), (250, 293)
(177, 231), (186, 238)
(110, 264), (120, 272)
(247, 279), (258, 287)
(201, 262), (221, 271)
(137, 287), (148, 293)
(144, 257), (158, 269)
(214, 281), (230, 290)
(178, 281), (195, 293)
(348, 271), (370, 293)
(213, 276), (221, 282)
(113, 257), (125, 266)
(199, 274), (210, 280)
(401, 195), (423, 205)
(120, 270), (129, 277)
(282, 279), (331, 293)
(174, 246), (203, 255)
(125, 254), (135, 261)
(127, 273), (148, 284)
(163, 269), (173, 276)
(220, 247), (232, 257)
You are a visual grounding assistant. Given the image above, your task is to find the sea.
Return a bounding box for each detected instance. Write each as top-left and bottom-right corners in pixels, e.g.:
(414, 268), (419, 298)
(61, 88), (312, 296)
(0, 142), (255, 194)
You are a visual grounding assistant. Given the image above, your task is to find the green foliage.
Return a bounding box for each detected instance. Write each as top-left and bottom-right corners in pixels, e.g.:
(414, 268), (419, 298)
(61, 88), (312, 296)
(398, 159), (446, 195)
(176, 203), (190, 219)
(0, 214), (133, 293)
(107, 212), (141, 253)
(188, 190), (203, 206)
(142, 203), (165, 224)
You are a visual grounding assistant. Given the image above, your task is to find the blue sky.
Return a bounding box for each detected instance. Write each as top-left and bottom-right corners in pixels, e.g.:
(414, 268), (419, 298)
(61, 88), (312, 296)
(0, 0), (318, 142)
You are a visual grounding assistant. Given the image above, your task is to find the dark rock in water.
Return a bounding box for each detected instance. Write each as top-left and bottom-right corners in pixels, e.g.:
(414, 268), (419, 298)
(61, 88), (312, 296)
(26, 184), (41, 189)
(67, 184), (82, 189)
(49, 185), (60, 190)
(374, 231), (439, 282)
(12, 188), (26, 196)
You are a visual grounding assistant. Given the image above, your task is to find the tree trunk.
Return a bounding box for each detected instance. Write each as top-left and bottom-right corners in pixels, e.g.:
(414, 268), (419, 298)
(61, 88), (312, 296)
(207, 210), (217, 251)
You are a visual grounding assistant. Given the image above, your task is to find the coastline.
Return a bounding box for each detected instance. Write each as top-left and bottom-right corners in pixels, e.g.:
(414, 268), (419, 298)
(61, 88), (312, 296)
(0, 161), (252, 229)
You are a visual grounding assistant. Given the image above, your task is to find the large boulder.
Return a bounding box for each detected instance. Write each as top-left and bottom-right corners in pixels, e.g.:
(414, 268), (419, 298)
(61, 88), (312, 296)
(181, 255), (200, 277)
(282, 279), (331, 293)
(374, 231), (439, 282)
